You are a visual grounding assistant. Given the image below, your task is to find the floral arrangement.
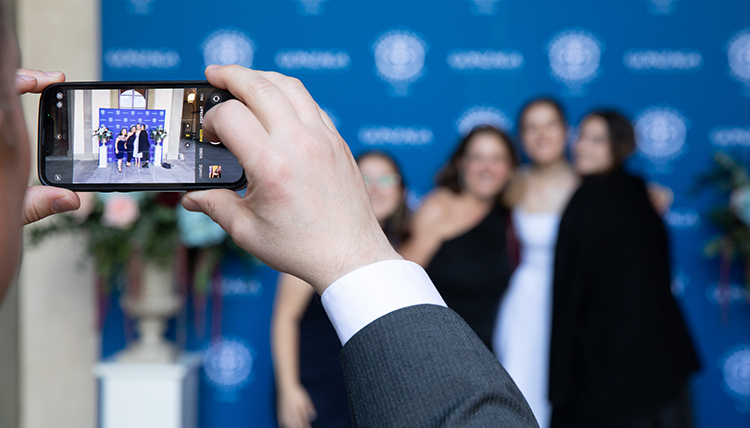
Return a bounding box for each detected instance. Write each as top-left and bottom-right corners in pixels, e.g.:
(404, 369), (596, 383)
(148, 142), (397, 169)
(699, 152), (750, 295)
(93, 125), (113, 146)
(28, 192), (240, 295)
(149, 126), (168, 144)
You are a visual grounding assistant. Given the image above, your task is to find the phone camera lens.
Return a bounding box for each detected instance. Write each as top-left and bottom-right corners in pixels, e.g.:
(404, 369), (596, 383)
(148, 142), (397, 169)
(56, 92), (64, 100)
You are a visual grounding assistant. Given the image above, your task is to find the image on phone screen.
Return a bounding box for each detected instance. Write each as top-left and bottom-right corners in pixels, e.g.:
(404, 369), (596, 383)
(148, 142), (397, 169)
(41, 85), (244, 189)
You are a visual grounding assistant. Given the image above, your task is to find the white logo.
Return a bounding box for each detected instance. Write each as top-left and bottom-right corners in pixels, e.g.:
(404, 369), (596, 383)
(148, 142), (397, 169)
(358, 126), (433, 146)
(623, 50), (702, 71)
(722, 346), (750, 400)
(373, 30), (427, 96)
(275, 50), (350, 70)
(456, 106), (513, 135)
(125, 0), (156, 14)
(634, 107), (688, 161)
(203, 338), (254, 391)
(706, 283), (748, 305)
(710, 126), (750, 147)
(727, 29), (750, 89)
(202, 29), (255, 68)
(666, 208), (700, 229)
(295, 0), (329, 15)
(105, 49), (180, 69)
(548, 30), (603, 91)
(447, 50), (524, 71)
(646, 0), (680, 15)
(221, 277), (263, 298)
(466, 0), (502, 15)
(670, 268), (688, 297)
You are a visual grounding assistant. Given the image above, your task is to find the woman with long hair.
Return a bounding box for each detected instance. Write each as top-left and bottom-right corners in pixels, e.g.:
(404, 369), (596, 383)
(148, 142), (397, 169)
(114, 127), (128, 173)
(492, 97), (579, 428)
(549, 110), (699, 428)
(400, 125), (519, 350)
(271, 151), (409, 428)
(126, 124), (136, 167)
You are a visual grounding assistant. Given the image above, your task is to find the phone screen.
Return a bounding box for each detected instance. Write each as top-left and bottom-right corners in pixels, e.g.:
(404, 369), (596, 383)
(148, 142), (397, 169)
(39, 83), (245, 190)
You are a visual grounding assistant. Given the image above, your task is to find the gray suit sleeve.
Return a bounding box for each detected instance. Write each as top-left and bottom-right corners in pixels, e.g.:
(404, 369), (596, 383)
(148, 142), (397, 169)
(340, 304), (539, 428)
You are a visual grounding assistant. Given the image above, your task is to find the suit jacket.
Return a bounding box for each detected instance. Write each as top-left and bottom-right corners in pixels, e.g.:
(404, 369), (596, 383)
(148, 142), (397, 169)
(340, 304), (539, 428)
(549, 168), (699, 424)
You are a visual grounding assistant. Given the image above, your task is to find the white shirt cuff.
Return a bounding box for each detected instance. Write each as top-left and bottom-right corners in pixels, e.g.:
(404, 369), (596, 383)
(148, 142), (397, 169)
(321, 260), (447, 345)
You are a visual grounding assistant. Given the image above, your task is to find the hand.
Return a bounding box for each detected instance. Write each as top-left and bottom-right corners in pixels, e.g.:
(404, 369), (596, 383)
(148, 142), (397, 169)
(647, 182), (674, 216)
(16, 69), (81, 225)
(182, 66), (399, 293)
(277, 384), (317, 428)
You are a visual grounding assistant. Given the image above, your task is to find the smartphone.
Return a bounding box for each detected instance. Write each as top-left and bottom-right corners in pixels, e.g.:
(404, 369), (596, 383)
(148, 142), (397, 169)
(38, 81), (247, 192)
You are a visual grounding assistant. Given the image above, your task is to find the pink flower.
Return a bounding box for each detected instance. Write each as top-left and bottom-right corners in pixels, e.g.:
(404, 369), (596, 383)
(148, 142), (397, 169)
(102, 195), (140, 229)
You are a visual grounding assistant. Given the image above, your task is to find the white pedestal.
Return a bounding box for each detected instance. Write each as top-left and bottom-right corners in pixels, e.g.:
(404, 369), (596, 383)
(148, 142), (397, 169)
(155, 144), (163, 167)
(98, 144), (108, 168)
(94, 353), (201, 428)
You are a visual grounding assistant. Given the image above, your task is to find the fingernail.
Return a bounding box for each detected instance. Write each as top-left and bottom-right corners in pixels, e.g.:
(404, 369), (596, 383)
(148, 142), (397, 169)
(16, 74), (35, 81)
(206, 65), (220, 71)
(43, 71), (63, 77)
(51, 196), (76, 213)
(182, 196), (200, 212)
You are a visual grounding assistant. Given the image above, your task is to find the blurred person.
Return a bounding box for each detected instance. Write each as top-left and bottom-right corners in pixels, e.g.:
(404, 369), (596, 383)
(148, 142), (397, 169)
(400, 125), (519, 350)
(138, 123), (150, 168)
(493, 97), (578, 428)
(549, 110), (699, 428)
(115, 127), (128, 173)
(272, 151), (408, 428)
(0, 6), (81, 303)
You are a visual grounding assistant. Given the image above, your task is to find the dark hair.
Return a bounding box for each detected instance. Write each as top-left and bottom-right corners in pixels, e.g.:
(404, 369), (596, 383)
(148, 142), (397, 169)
(355, 150), (411, 247)
(584, 110), (636, 167)
(517, 96), (568, 132)
(436, 125), (519, 200)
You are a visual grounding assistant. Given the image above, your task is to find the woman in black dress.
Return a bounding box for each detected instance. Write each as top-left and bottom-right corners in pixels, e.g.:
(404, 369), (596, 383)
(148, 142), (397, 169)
(550, 110), (700, 428)
(401, 125), (519, 349)
(114, 128), (128, 173)
(125, 125), (136, 167)
(272, 151), (410, 428)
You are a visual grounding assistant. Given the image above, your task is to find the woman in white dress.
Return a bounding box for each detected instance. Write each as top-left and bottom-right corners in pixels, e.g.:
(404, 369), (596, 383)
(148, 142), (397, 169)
(493, 98), (579, 428)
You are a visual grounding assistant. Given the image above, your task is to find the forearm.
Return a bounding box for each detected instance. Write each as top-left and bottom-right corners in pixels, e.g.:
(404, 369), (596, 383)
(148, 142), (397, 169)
(271, 315), (303, 391)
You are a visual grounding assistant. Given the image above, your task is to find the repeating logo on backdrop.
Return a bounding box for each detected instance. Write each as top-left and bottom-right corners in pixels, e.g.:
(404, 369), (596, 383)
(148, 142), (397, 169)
(105, 49), (180, 70)
(455, 106), (513, 135)
(645, 0), (680, 15)
(447, 49), (524, 72)
(202, 29), (255, 68)
(721, 346), (750, 405)
(294, 0), (330, 15)
(623, 49), (702, 72)
(203, 338), (254, 394)
(358, 125), (433, 146)
(373, 30), (427, 97)
(710, 126), (750, 147)
(275, 49), (350, 71)
(727, 29), (750, 93)
(124, 0), (156, 14)
(547, 30), (603, 95)
(466, 0), (502, 15)
(634, 107), (689, 164)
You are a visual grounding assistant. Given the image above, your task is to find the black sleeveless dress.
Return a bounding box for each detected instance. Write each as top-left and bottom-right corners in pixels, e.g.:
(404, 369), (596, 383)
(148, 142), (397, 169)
(298, 295), (352, 428)
(425, 205), (513, 349)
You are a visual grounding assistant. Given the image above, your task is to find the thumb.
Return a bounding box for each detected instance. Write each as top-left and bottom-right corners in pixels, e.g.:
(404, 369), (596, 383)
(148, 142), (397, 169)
(23, 186), (81, 226)
(182, 189), (248, 237)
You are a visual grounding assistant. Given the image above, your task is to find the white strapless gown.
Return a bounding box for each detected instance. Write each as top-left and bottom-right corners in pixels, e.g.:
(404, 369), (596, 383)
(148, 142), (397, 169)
(493, 208), (559, 428)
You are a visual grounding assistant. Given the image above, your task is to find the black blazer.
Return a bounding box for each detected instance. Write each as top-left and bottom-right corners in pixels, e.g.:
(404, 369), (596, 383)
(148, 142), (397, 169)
(549, 168), (699, 424)
(138, 131), (150, 152)
(340, 304), (539, 428)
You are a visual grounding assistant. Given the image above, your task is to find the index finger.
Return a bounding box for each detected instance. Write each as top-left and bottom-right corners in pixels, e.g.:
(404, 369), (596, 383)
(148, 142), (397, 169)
(205, 65), (301, 135)
(16, 69), (65, 94)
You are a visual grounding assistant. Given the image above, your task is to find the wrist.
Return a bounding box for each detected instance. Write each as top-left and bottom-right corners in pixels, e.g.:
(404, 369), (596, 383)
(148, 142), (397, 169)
(312, 241), (402, 295)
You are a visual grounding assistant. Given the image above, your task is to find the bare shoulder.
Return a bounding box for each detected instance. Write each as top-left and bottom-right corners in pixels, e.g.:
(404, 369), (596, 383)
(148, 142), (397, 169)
(415, 189), (454, 221)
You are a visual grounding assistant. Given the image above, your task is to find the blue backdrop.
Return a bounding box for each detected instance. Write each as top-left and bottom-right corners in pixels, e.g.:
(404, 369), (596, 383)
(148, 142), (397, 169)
(98, 108), (164, 161)
(101, 0), (750, 426)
